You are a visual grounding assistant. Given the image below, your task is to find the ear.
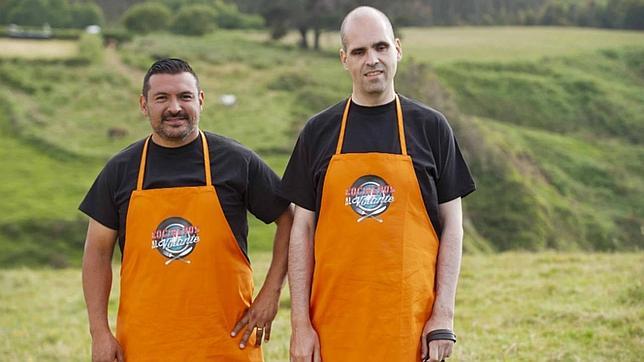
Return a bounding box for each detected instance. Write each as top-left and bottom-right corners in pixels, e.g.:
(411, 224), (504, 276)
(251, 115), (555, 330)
(139, 94), (147, 116)
(395, 38), (402, 62)
(198, 90), (205, 110)
(339, 48), (348, 70)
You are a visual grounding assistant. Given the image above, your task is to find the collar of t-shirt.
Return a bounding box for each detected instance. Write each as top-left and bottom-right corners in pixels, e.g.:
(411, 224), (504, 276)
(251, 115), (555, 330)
(148, 134), (202, 158)
(342, 99), (400, 154)
(349, 98), (396, 115)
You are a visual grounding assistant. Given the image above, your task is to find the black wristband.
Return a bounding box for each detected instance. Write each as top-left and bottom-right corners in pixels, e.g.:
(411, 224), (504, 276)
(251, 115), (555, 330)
(426, 329), (457, 344)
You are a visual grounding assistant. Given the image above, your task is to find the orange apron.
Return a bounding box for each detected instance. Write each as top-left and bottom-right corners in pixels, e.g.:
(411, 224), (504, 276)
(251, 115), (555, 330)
(310, 96), (440, 361)
(116, 131), (262, 361)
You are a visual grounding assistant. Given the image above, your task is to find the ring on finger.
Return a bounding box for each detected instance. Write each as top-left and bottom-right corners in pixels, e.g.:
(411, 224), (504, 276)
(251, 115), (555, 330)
(255, 326), (264, 346)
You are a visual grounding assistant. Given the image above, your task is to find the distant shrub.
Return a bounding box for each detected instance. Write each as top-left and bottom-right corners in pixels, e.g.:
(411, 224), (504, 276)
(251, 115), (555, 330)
(6, 0), (49, 27)
(77, 33), (104, 64)
(69, 2), (104, 28)
(102, 28), (132, 44)
(122, 2), (171, 34)
(171, 5), (217, 36)
(212, 0), (263, 29)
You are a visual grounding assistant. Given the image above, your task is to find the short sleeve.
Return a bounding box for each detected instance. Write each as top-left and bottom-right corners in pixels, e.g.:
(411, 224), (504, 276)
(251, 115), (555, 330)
(246, 152), (290, 223)
(435, 116), (476, 203)
(79, 164), (119, 230)
(279, 132), (316, 211)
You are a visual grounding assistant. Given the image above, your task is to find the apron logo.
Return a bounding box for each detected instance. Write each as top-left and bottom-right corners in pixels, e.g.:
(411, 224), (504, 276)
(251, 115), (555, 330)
(345, 175), (395, 223)
(151, 217), (200, 265)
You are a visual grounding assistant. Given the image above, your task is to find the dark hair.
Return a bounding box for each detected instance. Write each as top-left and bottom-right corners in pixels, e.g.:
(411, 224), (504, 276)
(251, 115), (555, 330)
(142, 58), (200, 98)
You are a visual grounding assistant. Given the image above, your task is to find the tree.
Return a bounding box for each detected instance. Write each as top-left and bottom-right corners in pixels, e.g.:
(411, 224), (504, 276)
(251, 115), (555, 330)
(70, 2), (104, 28)
(122, 2), (171, 33)
(46, 0), (71, 28)
(7, 0), (49, 26)
(622, 0), (644, 29)
(171, 4), (217, 35)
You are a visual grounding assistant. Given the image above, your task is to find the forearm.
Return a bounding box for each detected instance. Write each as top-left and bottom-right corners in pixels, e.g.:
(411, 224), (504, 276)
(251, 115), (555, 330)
(260, 206), (294, 294)
(431, 198), (464, 328)
(431, 223), (463, 327)
(288, 209), (315, 327)
(82, 245), (114, 337)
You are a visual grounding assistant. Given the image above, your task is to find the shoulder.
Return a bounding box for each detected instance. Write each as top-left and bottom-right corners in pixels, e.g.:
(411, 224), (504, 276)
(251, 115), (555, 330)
(299, 99), (346, 141)
(203, 131), (255, 162)
(103, 138), (147, 172)
(399, 95), (451, 131)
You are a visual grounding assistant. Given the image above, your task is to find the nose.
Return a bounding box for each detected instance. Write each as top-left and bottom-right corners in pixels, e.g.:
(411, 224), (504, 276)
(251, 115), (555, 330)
(167, 97), (181, 114)
(366, 49), (379, 67)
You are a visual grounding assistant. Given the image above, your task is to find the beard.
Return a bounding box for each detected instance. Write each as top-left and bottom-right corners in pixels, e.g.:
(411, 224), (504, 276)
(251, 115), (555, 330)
(154, 111), (198, 141)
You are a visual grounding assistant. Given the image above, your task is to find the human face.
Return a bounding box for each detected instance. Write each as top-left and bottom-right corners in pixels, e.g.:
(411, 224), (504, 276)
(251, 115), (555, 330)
(340, 15), (402, 105)
(140, 72), (204, 147)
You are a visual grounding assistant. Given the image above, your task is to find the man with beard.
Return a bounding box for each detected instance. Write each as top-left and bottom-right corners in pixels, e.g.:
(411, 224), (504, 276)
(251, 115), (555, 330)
(283, 7), (475, 362)
(80, 58), (291, 361)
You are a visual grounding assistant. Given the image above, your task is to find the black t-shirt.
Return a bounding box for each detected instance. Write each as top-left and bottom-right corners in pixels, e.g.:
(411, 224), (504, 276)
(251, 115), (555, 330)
(279, 95), (475, 235)
(79, 131), (289, 256)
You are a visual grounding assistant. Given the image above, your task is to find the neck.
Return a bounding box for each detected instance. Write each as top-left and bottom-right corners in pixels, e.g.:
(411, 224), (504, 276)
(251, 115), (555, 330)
(151, 128), (200, 148)
(351, 86), (396, 107)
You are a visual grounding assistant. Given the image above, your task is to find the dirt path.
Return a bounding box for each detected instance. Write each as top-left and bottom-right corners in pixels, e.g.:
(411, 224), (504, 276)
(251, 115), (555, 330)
(104, 43), (144, 87)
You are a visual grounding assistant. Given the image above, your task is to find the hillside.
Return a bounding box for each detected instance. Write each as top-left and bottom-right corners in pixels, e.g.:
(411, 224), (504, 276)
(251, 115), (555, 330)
(0, 27), (642, 266)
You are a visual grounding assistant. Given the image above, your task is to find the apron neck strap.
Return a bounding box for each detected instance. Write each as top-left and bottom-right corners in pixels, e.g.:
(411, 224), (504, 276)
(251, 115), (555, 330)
(136, 130), (212, 191)
(199, 130), (212, 186)
(335, 94), (407, 156)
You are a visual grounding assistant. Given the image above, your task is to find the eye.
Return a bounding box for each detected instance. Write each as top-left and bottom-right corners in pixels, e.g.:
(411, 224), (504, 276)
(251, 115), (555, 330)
(155, 95), (167, 102)
(352, 49), (364, 56)
(181, 94), (193, 100)
(377, 44), (388, 51)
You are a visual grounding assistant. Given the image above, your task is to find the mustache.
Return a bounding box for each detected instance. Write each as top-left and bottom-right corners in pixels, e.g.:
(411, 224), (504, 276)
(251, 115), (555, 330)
(161, 112), (189, 121)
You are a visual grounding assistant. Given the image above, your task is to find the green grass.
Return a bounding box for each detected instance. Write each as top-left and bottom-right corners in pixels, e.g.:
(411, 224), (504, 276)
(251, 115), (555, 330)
(1, 252), (642, 361)
(282, 26), (644, 64)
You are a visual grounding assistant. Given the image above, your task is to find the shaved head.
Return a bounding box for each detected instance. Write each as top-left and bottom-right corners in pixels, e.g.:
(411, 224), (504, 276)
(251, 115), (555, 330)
(340, 6), (395, 51)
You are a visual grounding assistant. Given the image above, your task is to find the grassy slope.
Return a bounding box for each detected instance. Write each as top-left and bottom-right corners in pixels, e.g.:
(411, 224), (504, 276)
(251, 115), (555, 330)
(1, 252), (642, 361)
(0, 28), (643, 267)
(434, 48), (644, 251)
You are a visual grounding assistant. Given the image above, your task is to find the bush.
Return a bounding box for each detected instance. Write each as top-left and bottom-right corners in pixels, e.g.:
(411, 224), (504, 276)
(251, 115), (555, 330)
(6, 0), (49, 27)
(77, 33), (104, 64)
(69, 2), (104, 28)
(212, 0), (264, 29)
(171, 5), (217, 36)
(122, 2), (171, 34)
(102, 27), (133, 44)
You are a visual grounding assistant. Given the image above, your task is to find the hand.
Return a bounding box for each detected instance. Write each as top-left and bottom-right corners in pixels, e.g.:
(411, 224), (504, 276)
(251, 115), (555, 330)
(420, 318), (454, 362)
(231, 287), (280, 349)
(91, 330), (124, 362)
(290, 323), (321, 362)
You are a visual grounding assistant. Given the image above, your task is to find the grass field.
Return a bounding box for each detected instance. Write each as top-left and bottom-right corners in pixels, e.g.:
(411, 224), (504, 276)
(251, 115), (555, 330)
(275, 26), (644, 64)
(0, 39), (78, 59)
(1, 252), (642, 361)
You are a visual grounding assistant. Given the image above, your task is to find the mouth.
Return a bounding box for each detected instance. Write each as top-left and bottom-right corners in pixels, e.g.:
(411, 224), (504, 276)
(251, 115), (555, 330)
(162, 116), (189, 126)
(364, 70), (384, 78)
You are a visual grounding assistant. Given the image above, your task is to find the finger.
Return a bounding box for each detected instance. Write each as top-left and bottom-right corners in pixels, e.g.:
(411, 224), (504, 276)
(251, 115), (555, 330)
(445, 341), (453, 358)
(314, 343), (322, 362)
(116, 345), (125, 362)
(429, 341), (440, 362)
(420, 332), (428, 361)
(231, 311), (249, 337)
(255, 327), (264, 347)
(263, 323), (272, 342)
(239, 325), (254, 349)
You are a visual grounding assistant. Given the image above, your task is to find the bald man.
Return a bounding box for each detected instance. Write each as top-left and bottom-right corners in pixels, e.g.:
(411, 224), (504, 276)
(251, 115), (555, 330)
(281, 7), (475, 362)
